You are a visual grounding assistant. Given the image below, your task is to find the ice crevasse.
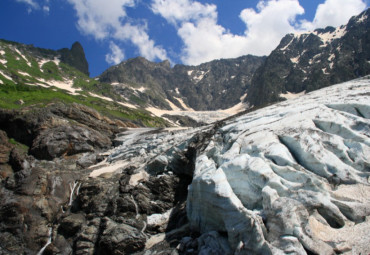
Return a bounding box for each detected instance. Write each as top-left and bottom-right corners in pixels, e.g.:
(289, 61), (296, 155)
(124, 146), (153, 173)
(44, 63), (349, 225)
(187, 77), (370, 254)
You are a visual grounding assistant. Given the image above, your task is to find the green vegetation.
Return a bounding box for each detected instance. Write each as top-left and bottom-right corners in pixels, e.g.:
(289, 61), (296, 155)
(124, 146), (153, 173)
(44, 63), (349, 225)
(8, 138), (29, 152)
(0, 82), (167, 127)
(0, 40), (170, 127)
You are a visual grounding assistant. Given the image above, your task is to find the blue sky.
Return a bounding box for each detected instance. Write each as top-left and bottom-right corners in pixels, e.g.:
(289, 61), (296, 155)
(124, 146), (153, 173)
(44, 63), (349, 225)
(1, 0), (368, 77)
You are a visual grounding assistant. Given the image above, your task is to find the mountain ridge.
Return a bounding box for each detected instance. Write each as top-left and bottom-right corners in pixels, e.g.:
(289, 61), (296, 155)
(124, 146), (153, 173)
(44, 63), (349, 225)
(246, 8), (370, 107)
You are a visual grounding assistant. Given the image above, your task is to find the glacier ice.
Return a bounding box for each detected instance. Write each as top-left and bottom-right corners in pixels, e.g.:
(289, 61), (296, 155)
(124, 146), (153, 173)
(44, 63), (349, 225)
(187, 77), (370, 254)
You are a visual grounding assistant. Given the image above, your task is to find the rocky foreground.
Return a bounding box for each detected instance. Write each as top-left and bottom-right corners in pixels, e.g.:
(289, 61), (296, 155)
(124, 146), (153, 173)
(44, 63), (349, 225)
(0, 77), (370, 254)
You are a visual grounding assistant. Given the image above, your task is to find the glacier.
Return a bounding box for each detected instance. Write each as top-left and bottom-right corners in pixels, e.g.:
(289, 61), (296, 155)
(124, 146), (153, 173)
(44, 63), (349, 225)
(87, 77), (370, 254)
(187, 77), (370, 254)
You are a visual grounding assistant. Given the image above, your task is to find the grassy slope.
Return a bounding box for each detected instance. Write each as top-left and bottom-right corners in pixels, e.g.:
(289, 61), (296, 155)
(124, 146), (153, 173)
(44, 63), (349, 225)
(0, 40), (168, 127)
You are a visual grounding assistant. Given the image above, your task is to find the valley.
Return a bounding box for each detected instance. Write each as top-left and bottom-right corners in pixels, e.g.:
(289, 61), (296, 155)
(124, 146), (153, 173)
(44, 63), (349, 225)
(0, 7), (369, 255)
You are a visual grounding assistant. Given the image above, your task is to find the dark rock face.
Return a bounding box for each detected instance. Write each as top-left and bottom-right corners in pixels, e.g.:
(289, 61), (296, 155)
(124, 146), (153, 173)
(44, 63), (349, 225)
(30, 125), (111, 160)
(247, 9), (370, 107)
(99, 55), (265, 111)
(59, 41), (90, 76)
(0, 103), (124, 160)
(0, 116), (196, 254)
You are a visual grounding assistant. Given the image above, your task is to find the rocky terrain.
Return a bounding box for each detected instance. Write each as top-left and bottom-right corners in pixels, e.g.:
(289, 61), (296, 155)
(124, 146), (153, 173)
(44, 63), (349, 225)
(99, 55), (265, 111)
(0, 76), (369, 254)
(0, 7), (370, 255)
(247, 8), (370, 107)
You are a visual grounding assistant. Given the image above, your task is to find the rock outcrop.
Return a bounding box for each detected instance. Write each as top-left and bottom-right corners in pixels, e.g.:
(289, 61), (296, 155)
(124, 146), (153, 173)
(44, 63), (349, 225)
(247, 8), (370, 107)
(99, 55), (265, 111)
(59, 41), (90, 76)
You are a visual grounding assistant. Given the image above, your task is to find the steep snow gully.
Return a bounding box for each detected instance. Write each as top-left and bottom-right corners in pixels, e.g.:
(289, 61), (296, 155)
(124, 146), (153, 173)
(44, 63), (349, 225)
(88, 77), (370, 254)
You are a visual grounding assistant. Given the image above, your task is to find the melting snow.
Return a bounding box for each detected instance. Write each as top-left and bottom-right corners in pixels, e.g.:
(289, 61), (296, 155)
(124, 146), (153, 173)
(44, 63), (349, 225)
(279, 90), (306, 100)
(290, 56), (300, 64)
(38, 58), (60, 71)
(317, 26), (347, 45)
(0, 70), (13, 81)
(174, 97), (194, 111)
(0, 59), (7, 65)
(280, 36), (294, 51)
(37, 78), (81, 95)
(357, 14), (368, 23)
(18, 71), (31, 77)
(14, 48), (31, 67)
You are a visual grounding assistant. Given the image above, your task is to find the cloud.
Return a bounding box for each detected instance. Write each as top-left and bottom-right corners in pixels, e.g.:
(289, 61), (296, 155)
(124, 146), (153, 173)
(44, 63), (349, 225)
(152, 0), (368, 65)
(152, 0), (305, 65)
(105, 41), (125, 65)
(301, 0), (367, 30)
(67, 0), (168, 64)
(43, 5), (50, 14)
(15, 0), (39, 10)
(151, 0), (217, 26)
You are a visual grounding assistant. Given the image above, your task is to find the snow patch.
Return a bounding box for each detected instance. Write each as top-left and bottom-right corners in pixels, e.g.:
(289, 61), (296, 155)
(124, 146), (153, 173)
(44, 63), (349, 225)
(135, 86), (146, 92)
(0, 70), (13, 81)
(175, 87), (180, 94)
(279, 90), (306, 100)
(290, 56), (300, 64)
(174, 97), (194, 111)
(18, 71), (31, 77)
(317, 26), (347, 45)
(356, 14), (368, 23)
(0, 59), (7, 65)
(37, 78), (81, 95)
(14, 48), (31, 67)
(0, 50), (5, 55)
(117, 101), (137, 109)
(328, 53), (335, 62)
(39, 58), (60, 71)
(280, 36), (294, 51)
(322, 68), (329, 75)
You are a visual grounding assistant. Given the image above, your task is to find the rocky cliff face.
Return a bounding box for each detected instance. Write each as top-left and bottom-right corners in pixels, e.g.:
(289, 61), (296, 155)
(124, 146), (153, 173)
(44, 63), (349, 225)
(1, 76), (369, 255)
(58, 42), (90, 76)
(99, 55), (265, 111)
(247, 9), (370, 107)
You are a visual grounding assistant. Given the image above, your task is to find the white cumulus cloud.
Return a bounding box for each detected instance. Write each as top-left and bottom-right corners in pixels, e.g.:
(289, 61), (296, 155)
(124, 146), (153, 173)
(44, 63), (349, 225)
(105, 41), (125, 65)
(15, 0), (39, 10)
(67, 0), (168, 64)
(301, 0), (367, 30)
(151, 0), (305, 65)
(151, 0), (368, 65)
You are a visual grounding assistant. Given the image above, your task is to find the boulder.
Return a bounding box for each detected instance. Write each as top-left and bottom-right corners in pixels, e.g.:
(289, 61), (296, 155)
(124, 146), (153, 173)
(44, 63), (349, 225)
(30, 125), (111, 160)
(98, 218), (146, 254)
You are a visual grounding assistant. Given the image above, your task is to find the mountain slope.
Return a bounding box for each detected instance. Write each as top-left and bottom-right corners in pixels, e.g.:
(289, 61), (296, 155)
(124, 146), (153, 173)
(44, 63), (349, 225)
(99, 55), (265, 111)
(247, 8), (370, 107)
(0, 39), (168, 127)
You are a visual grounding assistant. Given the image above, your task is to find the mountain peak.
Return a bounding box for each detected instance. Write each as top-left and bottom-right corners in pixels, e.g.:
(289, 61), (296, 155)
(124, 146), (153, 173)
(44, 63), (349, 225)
(58, 42), (89, 76)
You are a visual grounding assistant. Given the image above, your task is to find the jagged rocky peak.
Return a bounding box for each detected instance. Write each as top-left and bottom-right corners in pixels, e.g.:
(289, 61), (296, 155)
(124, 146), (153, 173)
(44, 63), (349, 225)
(247, 8), (370, 107)
(100, 54), (265, 111)
(58, 41), (90, 76)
